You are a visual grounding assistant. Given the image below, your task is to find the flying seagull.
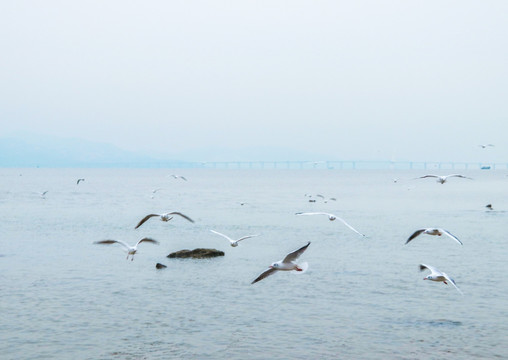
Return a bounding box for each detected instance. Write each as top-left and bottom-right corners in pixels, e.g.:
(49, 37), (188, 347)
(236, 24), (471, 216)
(485, 204), (494, 211)
(415, 174), (472, 184)
(135, 211), (194, 229)
(420, 264), (463, 294)
(150, 188), (163, 199)
(210, 230), (259, 247)
(316, 194), (337, 203)
(295, 212), (365, 237)
(478, 144), (494, 149)
(405, 228), (463, 245)
(251, 242), (310, 284)
(40, 191), (48, 198)
(170, 174), (187, 181)
(76, 178), (85, 185)
(94, 238), (159, 261)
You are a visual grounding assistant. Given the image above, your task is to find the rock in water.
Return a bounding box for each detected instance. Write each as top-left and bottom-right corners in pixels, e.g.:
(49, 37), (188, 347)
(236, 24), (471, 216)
(167, 248), (225, 259)
(156, 263), (167, 269)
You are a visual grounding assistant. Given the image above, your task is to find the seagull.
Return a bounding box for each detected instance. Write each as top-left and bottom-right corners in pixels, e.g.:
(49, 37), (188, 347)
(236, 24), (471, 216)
(76, 178), (85, 185)
(40, 191), (48, 198)
(405, 228), (463, 245)
(94, 238), (159, 261)
(135, 211), (194, 229)
(210, 230), (260, 247)
(478, 144), (494, 149)
(295, 212), (365, 237)
(251, 242), (310, 284)
(420, 264), (462, 294)
(485, 204), (494, 211)
(150, 188), (163, 198)
(415, 174), (472, 184)
(304, 194), (317, 203)
(170, 174), (187, 181)
(316, 194), (337, 203)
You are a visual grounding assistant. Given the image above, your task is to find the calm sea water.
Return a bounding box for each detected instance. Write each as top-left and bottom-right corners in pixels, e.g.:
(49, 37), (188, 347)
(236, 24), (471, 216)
(2, 168), (508, 359)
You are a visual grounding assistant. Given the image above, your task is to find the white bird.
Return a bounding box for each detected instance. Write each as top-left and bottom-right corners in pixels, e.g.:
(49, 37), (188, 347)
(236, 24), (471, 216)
(135, 211), (194, 229)
(405, 228), (463, 245)
(94, 238), (159, 261)
(316, 194), (337, 203)
(150, 188), (163, 199)
(416, 174), (472, 184)
(478, 144), (494, 149)
(295, 212), (365, 237)
(76, 178), (85, 185)
(251, 242), (310, 284)
(420, 264), (462, 294)
(170, 174), (187, 181)
(40, 191), (48, 198)
(210, 230), (259, 247)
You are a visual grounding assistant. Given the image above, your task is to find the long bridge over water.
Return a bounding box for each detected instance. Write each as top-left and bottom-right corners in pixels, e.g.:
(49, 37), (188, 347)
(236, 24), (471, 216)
(125, 160), (507, 170)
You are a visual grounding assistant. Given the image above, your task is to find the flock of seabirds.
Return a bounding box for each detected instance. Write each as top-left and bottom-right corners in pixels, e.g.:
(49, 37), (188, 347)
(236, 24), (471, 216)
(40, 170), (490, 289)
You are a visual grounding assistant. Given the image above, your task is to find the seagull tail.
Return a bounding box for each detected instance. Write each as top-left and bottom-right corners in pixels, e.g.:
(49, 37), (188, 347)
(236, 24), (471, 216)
(295, 262), (309, 274)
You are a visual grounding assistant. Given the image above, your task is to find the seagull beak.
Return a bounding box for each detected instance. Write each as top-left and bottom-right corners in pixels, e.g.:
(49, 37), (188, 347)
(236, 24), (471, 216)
(269, 266), (274, 269)
(423, 278), (427, 280)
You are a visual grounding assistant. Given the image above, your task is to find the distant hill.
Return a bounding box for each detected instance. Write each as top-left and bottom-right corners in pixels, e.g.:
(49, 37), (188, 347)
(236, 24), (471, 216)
(0, 134), (162, 167)
(0, 134), (332, 167)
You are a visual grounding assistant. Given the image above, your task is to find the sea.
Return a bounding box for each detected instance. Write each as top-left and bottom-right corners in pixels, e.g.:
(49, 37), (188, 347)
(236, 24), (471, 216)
(1, 168), (507, 359)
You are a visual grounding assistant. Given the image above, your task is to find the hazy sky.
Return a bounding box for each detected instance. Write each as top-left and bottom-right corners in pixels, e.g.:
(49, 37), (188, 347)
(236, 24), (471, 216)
(1, 1), (507, 162)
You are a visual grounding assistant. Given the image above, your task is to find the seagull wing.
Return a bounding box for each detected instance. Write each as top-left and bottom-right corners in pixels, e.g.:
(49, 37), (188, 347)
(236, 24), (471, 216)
(210, 230), (233, 243)
(316, 194), (325, 199)
(419, 264), (441, 276)
(94, 240), (130, 251)
(405, 229), (426, 244)
(236, 234), (260, 242)
(136, 237), (160, 246)
(251, 268), (278, 284)
(417, 175), (439, 179)
(283, 242), (311, 263)
(135, 214), (159, 229)
(447, 174), (472, 180)
(168, 212), (194, 223)
(335, 216), (365, 236)
(295, 212), (331, 217)
(443, 273), (463, 294)
(441, 229), (463, 245)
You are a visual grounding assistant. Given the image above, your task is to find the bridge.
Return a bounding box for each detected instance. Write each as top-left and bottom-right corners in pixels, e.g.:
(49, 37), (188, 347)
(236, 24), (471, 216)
(124, 160), (507, 170)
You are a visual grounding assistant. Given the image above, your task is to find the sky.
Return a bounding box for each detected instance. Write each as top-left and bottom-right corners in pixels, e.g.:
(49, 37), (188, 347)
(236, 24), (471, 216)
(1, 1), (507, 162)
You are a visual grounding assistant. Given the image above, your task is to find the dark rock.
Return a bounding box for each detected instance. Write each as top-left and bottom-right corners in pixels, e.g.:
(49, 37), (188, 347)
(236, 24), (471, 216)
(155, 263), (167, 269)
(167, 248), (225, 259)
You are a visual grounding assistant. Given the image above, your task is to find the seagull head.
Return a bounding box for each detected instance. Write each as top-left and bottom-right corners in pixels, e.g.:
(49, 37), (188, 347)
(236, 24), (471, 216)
(270, 263), (279, 269)
(161, 215), (173, 222)
(424, 275), (433, 281)
(231, 242), (239, 247)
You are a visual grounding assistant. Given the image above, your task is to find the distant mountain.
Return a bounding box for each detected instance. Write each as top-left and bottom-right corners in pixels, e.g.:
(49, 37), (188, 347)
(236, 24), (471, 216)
(0, 134), (333, 167)
(0, 134), (162, 167)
